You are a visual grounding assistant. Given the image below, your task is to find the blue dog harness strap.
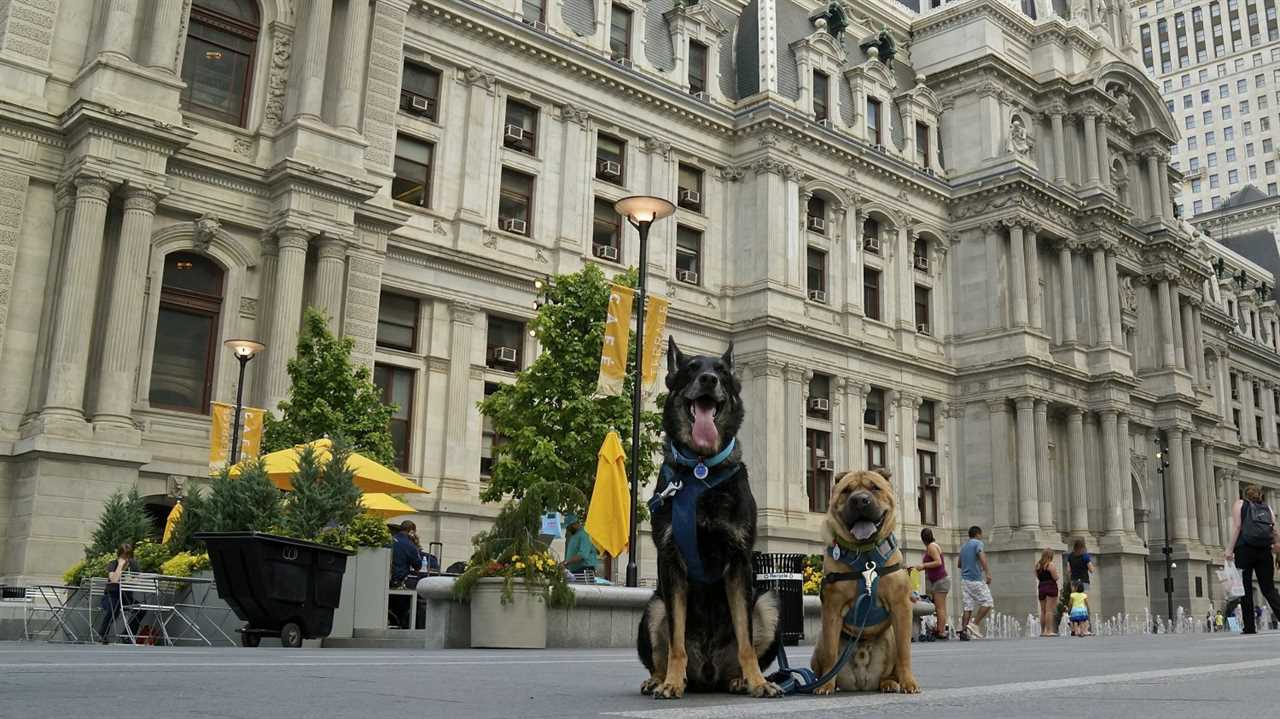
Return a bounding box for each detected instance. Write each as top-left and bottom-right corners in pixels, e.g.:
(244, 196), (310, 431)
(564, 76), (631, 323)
(648, 438), (739, 584)
(821, 534), (901, 630)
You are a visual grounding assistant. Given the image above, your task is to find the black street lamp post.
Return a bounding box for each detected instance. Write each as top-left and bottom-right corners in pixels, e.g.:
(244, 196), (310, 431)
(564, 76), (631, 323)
(614, 196), (675, 588)
(224, 339), (266, 466)
(1155, 432), (1175, 622)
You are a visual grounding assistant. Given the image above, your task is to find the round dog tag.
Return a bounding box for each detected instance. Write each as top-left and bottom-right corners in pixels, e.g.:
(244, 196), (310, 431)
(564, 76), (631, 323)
(831, 545), (841, 561)
(693, 463), (709, 480)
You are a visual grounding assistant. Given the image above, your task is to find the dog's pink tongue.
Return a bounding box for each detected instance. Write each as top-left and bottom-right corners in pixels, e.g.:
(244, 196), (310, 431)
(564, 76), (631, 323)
(691, 401), (719, 453)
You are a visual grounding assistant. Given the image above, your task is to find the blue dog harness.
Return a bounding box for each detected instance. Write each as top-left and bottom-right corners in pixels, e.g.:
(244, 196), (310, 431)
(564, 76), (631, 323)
(647, 438), (740, 585)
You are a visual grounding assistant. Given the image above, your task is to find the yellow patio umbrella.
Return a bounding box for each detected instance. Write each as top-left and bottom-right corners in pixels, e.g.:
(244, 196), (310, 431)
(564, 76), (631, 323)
(162, 501), (183, 544)
(585, 430), (630, 557)
(231, 438), (429, 495)
(360, 492), (417, 518)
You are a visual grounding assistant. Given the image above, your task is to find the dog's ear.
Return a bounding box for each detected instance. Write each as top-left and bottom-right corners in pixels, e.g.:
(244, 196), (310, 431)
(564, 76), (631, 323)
(720, 341), (735, 373)
(666, 336), (687, 388)
(871, 466), (893, 482)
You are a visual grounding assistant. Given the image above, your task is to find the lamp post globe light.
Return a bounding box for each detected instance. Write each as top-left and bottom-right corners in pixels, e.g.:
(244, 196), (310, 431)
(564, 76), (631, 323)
(613, 195), (676, 588)
(224, 339), (265, 466)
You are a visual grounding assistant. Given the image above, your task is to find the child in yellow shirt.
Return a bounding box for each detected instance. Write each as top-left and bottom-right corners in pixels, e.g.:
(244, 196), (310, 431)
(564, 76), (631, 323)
(1068, 581), (1092, 637)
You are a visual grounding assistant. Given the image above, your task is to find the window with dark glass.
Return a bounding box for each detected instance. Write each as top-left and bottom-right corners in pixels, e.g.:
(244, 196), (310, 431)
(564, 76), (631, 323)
(913, 237), (929, 270)
(522, 0), (546, 23)
(864, 267), (882, 320)
(807, 429), (833, 513)
(865, 387), (885, 429)
(867, 97), (882, 145)
(807, 195), (827, 234)
(486, 316), (525, 370)
(918, 450), (938, 526)
(610, 5), (633, 60)
(865, 439), (886, 469)
(678, 164), (703, 211)
(377, 292), (418, 351)
(807, 248), (827, 301)
(676, 226), (702, 285)
(915, 285), (931, 333)
(180, 0), (259, 126)
(596, 134), (626, 183)
(400, 62), (441, 119)
(689, 41), (708, 95)
(862, 217), (880, 252)
(498, 168), (534, 235)
(503, 100), (539, 155)
(917, 399), (936, 440)
(916, 122), (930, 167)
(373, 364), (414, 472)
(807, 374), (830, 419)
(148, 252), (225, 414)
(813, 70), (830, 122)
(592, 198), (621, 261)
(481, 382), (510, 477)
(392, 135), (433, 207)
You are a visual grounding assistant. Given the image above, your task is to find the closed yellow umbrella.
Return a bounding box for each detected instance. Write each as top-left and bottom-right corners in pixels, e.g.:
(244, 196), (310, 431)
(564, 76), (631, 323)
(585, 430), (630, 557)
(162, 501), (183, 544)
(360, 493), (417, 519)
(231, 438), (429, 494)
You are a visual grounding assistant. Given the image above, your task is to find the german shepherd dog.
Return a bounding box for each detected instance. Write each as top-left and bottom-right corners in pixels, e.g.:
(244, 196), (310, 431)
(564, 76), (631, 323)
(636, 339), (782, 699)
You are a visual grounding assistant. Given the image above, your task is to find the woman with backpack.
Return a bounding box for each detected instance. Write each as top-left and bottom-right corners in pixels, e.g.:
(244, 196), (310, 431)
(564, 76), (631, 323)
(1225, 484), (1280, 635)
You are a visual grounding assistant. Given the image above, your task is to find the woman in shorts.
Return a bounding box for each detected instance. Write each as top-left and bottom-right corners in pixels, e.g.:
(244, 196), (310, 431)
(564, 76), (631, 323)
(1034, 548), (1059, 636)
(916, 528), (950, 640)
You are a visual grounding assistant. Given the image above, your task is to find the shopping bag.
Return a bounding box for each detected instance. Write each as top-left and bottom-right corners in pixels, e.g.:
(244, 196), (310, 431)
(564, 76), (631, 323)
(1218, 561), (1244, 598)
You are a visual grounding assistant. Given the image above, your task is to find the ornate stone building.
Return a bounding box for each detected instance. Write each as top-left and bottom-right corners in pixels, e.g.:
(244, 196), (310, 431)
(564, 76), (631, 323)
(0, 0), (1277, 620)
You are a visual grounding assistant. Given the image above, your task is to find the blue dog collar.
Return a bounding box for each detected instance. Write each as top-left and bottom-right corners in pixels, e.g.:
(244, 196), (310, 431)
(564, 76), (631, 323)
(668, 437), (737, 480)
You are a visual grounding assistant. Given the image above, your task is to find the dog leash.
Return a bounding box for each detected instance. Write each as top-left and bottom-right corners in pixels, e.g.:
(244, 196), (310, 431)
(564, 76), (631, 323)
(769, 589), (875, 694)
(647, 438), (740, 584)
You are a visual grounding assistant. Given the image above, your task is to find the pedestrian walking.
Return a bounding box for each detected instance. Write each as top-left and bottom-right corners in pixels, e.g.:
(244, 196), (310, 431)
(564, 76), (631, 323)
(957, 525), (993, 640)
(1226, 484), (1280, 635)
(97, 543), (140, 644)
(1034, 548), (1059, 637)
(1068, 581), (1092, 636)
(914, 527), (950, 640)
(1066, 538), (1094, 593)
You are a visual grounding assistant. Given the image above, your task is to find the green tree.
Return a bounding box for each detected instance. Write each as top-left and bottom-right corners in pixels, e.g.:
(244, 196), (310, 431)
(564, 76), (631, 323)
(279, 438), (363, 539)
(204, 457), (283, 533)
(164, 485), (209, 554)
(87, 487), (154, 557)
(477, 264), (662, 515)
(263, 307), (397, 467)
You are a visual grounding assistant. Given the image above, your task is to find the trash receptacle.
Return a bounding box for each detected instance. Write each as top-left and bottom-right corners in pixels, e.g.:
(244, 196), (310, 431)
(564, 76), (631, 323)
(753, 552), (805, 645)
(196, 531), (353, 647)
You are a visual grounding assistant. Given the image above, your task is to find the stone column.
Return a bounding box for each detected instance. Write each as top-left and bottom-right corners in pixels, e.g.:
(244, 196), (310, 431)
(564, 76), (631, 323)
(1170, 290), (1186, 371)
(92, 185), (163, 430)
(1158, 155), (1172, 220)
(1008, 223), (1029, 327)
(1105, 251), (1123, 347)
(785, 366), (809, 513)
(845, 208), (863, 314)
(1165, 427), (1190, 541)
(100, 0), (138, 60)
(1025, 224), (1043, 330)
(1145, 152), (1164, 220)
(899, 392), (921, 527)
(441, 305), (477, 497)
(1181, 432), (1198, 539)
(1118, 413), (1135, 533)
(144, 0), (188, 71)
(1264, 382), (1277, 449)
(334, 0), (372, 132)
(286, 0), (335, 122)
(1015, 397), (1039, 528)
(986, 224), (1005, 328)
(1067, 407), (1089, 533)
(1035, 399), (1053, 530)
(262, 228), (310, 414)
(1101, 410), (1124, 534)
(313, 236), (348, 330)
(252, 234), (279, 409)
(990, 400), (1015, 530)
(1050, 108), (1068, 186)
(1058, 241), (1078, 344)
(1082, 111), (1101, 186)
(1191, 303), (1207, 386)
(1097, 117), (1112, 188)
(848, 380), (867, 470)
(1157, 278), (1177, 368)
(40, 174), (115, 424)
(1192, 441), (1214, 545)
(1091, 243), (1112, 347)
(1180, 299), (1200, 382)
(1240, 373), (1255, 445)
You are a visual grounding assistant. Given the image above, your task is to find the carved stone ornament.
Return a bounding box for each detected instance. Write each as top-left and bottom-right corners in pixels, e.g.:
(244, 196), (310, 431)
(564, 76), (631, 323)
(262, 29), (293, 128)
(1006, 114), (1034, 157)
(193, 213), (221, 250)
(1121, 275), (1137, 313)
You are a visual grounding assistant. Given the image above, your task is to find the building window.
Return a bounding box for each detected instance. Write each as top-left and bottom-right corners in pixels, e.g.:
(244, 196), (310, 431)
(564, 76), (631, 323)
(864, 267), (882, 320)
(400, 62), (441, 120)
(522, 0), (546, 23)
(180, 0), (260, 126)
(503, 99), (538, 155)
(865, 387), (885, 429)
(486, 316), (525, 371)
(916, 122), (930, 167)
(481, 382), (509, 478)
(915, 285), (932, 334)
(1230, 372), (1239, 398)
(148, 252), (224, 413)
(1256, 416), (1264, 442)
(867, 97), (882, 145)
(918, 450), (938, 526)
(807, 429), (833, 513)
(678, 164), (703, 211)
(609, 4), (632, 61)
(592, 198), (621, 262)
(917, 400), (936, 440)
(392, 135), (433, 207)
(596, 134), (626, 184)
(373, 364), (414, 472)
(862, 217), (880, 253)
(675, 225), (702, 285)
(498, 168), (534, 235)
(807, 195), (827, 234)
(807, 248), (827, 302)
(376, 292), (418, 351)
(865, 439), (886, 469)
(913, 237), (929, 270)
(808, 374), (831, 419)
(681, 40), (709, 97)
(813, 70), (830, 122)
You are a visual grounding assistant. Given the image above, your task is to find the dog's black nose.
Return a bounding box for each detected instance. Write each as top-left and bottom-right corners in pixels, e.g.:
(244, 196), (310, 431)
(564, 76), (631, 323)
(851, 493), (871, 509)
(698, 373), (719, 387)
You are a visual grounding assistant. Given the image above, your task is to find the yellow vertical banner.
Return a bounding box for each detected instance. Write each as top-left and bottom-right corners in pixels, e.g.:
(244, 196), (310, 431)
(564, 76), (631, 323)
(209, 402), (267, 474)
(594, 284), (634, 397)
(641, 295), (669, 395)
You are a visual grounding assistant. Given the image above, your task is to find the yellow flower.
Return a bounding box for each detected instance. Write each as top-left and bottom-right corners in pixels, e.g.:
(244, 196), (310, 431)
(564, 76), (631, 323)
(515, 562), (526, 570)
(511, 555), (521, 562)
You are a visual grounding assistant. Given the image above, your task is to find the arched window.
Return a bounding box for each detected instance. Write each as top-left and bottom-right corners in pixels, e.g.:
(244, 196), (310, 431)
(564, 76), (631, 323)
(180, 0), (260, 126)
(149, 252), (225, 414)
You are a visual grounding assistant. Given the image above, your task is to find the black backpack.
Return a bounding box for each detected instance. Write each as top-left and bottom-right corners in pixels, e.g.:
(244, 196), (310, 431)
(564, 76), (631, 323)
(1242, 501), (1276, 548)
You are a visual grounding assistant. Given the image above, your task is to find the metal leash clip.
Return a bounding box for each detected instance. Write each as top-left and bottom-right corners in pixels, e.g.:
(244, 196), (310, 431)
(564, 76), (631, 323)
(657, 480), (684, 501)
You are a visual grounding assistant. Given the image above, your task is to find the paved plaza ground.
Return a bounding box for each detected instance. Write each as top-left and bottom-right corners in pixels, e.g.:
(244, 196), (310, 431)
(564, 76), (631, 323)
(3, 632), (1278, 718)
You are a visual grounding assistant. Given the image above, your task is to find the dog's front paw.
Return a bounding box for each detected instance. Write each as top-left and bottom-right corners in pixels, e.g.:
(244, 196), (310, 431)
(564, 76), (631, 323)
(812, 681), (837, 696)
(641, 676), (665, 695)
(749, 680), (783, 698)
(878, 679), (901, 693)
(653, 680), (686, 700)
(727, 677), (748, 694)
(898, 674), (920, 694)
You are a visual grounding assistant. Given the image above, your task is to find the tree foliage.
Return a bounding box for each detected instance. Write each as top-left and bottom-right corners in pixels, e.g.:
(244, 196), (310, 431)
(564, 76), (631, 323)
(477, 265), (663, 516)
(164, 485), (208, 554)
(87, 487), (154, 557)
(279, 438), (363, 539)
(204, 457), (283, 533)
(263, 307), (397, 467)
